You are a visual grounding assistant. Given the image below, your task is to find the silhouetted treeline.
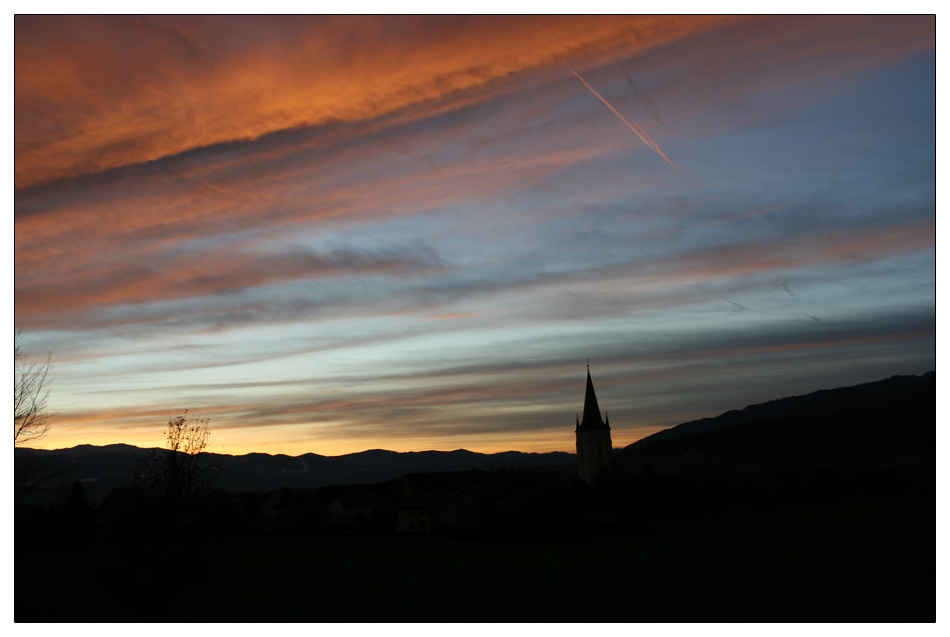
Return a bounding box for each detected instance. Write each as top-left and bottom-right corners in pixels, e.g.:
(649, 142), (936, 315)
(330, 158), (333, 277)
(16, 449), (935, 550)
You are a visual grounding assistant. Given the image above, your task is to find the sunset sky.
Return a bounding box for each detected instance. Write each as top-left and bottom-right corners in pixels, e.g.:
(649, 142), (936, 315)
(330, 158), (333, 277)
(14, 14), (935, 456)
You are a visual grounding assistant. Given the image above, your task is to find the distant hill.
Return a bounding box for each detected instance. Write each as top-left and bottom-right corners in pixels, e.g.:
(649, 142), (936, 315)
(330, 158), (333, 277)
(613, 371), (935, 481)
(14, 444), (574, 503)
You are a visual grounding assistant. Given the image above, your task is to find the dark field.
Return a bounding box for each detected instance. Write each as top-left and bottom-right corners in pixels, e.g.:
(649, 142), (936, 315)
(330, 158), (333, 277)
(16, 496), (934, 622)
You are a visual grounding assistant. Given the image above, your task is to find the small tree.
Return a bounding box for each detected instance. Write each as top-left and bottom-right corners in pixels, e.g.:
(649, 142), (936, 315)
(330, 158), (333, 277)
(137, 411), (219, 501)
(14, 332), (52, 446)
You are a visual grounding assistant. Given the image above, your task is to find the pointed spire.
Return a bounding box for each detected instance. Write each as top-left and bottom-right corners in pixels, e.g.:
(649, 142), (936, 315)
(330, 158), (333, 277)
(580, 366), (606, 429)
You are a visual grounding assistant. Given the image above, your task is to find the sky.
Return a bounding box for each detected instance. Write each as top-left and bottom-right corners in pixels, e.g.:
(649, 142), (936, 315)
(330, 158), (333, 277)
(13, 14), (936, 457)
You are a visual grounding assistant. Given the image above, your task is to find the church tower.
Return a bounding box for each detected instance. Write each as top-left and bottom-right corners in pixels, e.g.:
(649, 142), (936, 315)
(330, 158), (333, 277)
(575, 365), (612, 484)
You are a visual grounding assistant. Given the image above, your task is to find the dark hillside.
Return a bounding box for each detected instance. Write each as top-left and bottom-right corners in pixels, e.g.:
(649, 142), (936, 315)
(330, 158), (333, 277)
(612, 371), (934, 504)
(630, 371), (934, 446)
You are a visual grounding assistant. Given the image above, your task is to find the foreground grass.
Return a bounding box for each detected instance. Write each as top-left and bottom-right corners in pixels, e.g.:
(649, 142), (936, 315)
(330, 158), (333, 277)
(16, 496), (934, 622)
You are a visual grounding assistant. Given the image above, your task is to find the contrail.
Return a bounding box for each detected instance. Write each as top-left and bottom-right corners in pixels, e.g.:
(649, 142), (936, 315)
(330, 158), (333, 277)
(719, 297), (746, 311)
(569, 66), (681, 171)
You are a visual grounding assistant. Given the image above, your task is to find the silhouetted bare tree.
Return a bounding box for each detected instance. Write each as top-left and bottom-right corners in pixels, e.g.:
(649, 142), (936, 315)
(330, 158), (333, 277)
(136, 411), (219, 501)
(14, 333), (52, 446)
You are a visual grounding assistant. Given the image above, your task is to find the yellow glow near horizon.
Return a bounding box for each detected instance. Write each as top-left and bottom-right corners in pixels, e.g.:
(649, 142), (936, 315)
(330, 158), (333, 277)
(27, 415), (661, 457)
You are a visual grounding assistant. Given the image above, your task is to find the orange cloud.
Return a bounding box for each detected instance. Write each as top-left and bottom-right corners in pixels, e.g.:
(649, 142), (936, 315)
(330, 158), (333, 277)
(16, 245), (441, 319)
(15, 15), (730, 190)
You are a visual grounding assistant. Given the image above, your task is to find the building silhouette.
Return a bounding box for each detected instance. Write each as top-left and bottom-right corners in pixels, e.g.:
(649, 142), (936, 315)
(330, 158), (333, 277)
(575, 365), (612, 484)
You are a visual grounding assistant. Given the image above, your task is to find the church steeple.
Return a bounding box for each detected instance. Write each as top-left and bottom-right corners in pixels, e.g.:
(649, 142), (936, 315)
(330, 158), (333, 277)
(580, 366), (606, 430)
(575, 364), (613, 484)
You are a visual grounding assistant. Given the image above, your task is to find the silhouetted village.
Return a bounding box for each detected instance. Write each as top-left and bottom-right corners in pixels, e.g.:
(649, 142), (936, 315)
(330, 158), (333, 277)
(15, 370), (935, 622)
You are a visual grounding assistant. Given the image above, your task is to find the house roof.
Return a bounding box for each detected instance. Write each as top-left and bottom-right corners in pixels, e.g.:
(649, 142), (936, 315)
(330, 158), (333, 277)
(316, 482), (391, 506)
(333, 492), (382, 507)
